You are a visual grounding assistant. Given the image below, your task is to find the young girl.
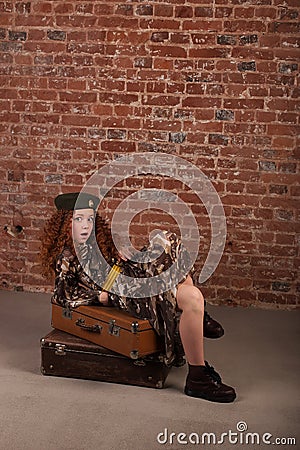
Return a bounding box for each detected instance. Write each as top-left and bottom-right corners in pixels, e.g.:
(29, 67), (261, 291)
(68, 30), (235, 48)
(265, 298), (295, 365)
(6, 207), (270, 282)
(41, 192), (236, 403)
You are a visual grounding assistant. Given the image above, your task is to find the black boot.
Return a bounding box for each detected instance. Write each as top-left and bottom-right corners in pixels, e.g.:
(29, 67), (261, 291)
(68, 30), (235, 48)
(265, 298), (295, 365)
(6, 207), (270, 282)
(184, 361), (236, 403)
(203, 311), (224, 339)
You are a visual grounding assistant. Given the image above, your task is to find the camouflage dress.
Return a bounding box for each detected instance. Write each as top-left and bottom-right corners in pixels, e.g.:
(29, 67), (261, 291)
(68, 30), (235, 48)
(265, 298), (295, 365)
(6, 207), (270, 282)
(52, 231), (193, 366)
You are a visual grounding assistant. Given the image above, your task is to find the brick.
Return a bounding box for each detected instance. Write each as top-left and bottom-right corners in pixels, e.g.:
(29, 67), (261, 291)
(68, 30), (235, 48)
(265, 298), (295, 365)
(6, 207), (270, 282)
(101, 141), (136, 152)
(237, 61), (256, 72)
(269, 185), (288, 195)
(57, 15), (97, 27)
(279, 163), (297, 174)
(217, 34), (237, 45)
(291, 186), (300, 197)
(154, 5), (173, 17)
(170, 33), (190, 44)
(47, 30), (66, 41)
(8, 30), (27, 41)
(274, 210), (294, 221)
(234, 7), (255, 18)
(239, 34), (258, 45)
(134, 57), (152, 68)
(186, 84), (205, 95)
(75, 3), (93, 14)
(107, 129), (126, 140)
(174, 109), (195, 120)
(143, 95), (180, 107)
(186, 21), (223, 34)
(175, 6), (193, 18)
(279, 105), (299, 124)
(151, 32), (169, 42)
(272, 282), (291, 292)
(268, 124), (298, 136)
(215, 7), (233, 18)
(169, 132), (186, 144)
(87, 30), (106, 41)
(189, 48), (229, 58)
(59, 92), (97, 103)
(32, 2), (52, 14)
(224, 20), (266, 33)
(195, 7), (213, 17)
(150, 45), (187, 58)
(136, 5), (153, 16)
(209, 134), (229, 146)
(216, 110), (234, 121)
(54, 3), (73, 14)
(234, 48), (273, 60)
(86, 129), (105, 141)
(279, 7), (298, 20)
(259, 161), (277, 172)
(34, 55), (53, 65)
(269, 22), (299, 33)
(279, 63), (298, 73)
(0, 42), (23, 51)
(15, 2), (31, 14)
(67, 42), (104, 54)
(255, 7), (277, 19)
(223, 99), (264, 110)
(140, 18), (180, 31)
(45, 174), (63, 184)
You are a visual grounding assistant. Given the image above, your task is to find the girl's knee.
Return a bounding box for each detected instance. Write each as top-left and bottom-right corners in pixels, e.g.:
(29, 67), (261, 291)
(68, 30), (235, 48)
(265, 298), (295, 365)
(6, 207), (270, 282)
(189, 286), (204, 309)
(177, 285), (204, 312)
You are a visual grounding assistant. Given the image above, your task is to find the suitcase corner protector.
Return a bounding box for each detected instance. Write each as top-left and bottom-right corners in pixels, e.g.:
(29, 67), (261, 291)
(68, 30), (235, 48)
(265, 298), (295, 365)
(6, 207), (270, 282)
(130, 350), (139, 360)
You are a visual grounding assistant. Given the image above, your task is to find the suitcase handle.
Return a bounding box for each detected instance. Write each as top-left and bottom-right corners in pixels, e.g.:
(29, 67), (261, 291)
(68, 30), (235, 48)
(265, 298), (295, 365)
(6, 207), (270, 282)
(75, 318), (102, 334)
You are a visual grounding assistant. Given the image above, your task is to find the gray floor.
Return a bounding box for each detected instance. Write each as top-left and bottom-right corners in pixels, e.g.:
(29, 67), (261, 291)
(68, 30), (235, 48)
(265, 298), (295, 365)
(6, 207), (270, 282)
(0, 290), (299, 450)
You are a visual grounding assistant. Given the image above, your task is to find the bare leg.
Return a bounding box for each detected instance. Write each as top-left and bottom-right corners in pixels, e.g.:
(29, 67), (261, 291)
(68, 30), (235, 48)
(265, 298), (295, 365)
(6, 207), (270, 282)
(176, 281), (205, 366)
(176, 279), (236, 402)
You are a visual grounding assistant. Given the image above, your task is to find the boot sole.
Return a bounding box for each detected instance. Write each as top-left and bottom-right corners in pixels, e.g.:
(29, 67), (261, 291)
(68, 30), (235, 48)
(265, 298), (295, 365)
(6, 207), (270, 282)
(184, 386), (236, 403)
(204, 330), (225, 339)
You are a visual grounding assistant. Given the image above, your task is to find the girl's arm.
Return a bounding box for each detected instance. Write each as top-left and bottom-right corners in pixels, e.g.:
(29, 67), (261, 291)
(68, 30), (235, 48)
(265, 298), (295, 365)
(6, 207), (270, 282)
(51, 252), (103, 308)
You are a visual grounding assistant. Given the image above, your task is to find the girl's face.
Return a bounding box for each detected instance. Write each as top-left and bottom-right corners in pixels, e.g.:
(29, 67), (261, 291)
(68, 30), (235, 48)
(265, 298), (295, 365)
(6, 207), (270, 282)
(72, 208), (95, 244)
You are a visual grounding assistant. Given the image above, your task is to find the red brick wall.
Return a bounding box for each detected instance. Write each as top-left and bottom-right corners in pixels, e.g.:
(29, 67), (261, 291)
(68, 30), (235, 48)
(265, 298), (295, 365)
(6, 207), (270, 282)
(0, 1), (299, 308)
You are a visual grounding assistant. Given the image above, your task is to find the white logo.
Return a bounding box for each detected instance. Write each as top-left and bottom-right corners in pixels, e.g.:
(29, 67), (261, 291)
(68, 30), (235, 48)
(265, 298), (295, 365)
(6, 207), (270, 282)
(75, 153), (227, 298)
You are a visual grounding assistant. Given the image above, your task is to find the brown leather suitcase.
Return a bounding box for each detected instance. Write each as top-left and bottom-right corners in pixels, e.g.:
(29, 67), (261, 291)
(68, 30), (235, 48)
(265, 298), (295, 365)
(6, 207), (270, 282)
(41, 329), (170, 389)
(51, 303), (161, 360)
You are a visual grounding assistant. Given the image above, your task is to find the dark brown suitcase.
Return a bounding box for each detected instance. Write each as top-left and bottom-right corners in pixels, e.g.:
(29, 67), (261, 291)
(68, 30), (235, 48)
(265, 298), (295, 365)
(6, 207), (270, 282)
(41, 329), (170, 389)
(51, 303), (161, 360)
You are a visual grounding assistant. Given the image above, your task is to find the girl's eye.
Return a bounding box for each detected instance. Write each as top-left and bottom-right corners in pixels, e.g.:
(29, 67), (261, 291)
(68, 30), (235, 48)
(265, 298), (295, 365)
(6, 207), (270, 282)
(88, 217), (94, 222)
(74, 217), (82, 222)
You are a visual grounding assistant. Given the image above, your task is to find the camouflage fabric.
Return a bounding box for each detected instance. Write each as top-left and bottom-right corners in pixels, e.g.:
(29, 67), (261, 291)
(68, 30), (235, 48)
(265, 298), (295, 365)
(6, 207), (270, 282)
(52, 231), (194, 366)
(52, 247), (103, 309)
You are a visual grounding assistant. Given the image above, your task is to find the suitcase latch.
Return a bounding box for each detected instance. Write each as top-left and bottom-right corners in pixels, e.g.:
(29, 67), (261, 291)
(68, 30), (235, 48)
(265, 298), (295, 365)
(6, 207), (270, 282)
(108, 319), (120, 337)
(62, 308), (72, 319)
(55, 344), (66, 356)
(130, 350), (139, 360)
(131, 322), (139, 334)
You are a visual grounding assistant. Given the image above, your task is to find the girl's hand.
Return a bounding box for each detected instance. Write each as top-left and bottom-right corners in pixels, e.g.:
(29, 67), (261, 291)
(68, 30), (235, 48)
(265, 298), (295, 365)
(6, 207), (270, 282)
(118, 246), (134, 262)
(98, 291), (109, 305)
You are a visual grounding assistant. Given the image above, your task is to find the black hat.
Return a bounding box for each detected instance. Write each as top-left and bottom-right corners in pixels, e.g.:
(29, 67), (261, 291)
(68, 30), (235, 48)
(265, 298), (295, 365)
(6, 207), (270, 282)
(54, 192), (100, 211)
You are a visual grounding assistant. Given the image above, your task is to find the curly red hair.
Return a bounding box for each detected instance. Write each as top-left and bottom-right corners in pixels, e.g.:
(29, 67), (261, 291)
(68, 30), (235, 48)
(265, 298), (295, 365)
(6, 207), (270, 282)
(40, 210), (118, 280)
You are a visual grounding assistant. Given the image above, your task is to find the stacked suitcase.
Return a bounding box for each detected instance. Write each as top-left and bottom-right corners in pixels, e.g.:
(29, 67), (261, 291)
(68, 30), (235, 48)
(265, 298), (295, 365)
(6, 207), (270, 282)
(41, 303), (171, 388)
